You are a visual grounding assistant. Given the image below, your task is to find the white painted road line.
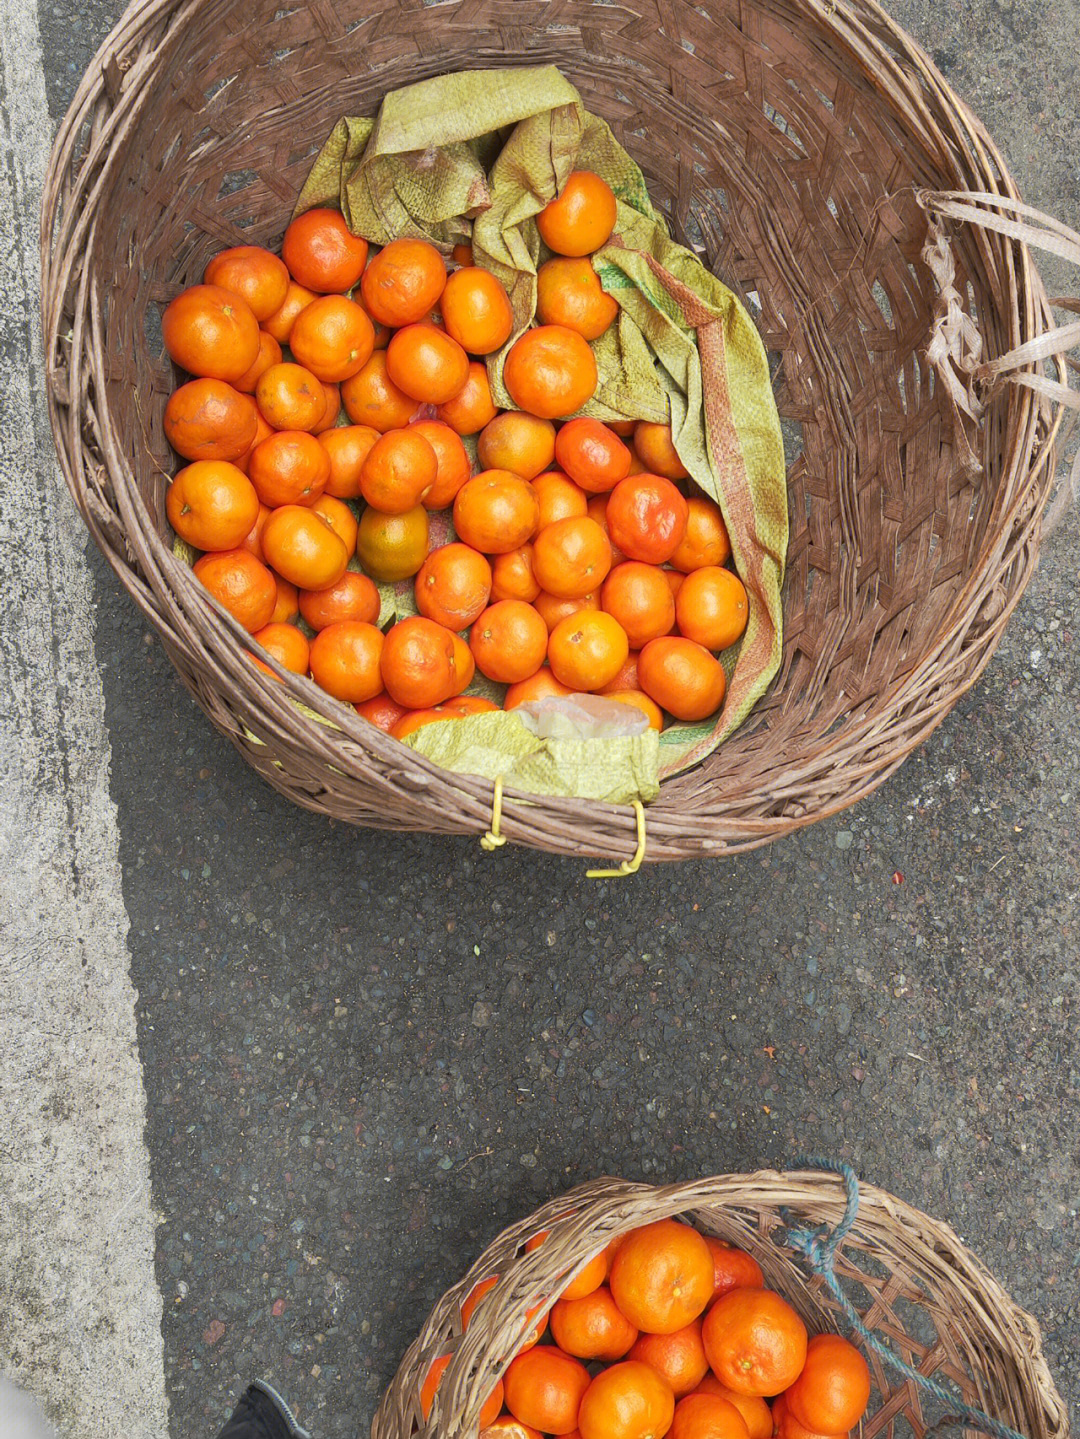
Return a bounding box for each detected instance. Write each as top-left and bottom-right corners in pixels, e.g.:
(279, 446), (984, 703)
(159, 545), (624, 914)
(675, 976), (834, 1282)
(0, 0), (169, 1434)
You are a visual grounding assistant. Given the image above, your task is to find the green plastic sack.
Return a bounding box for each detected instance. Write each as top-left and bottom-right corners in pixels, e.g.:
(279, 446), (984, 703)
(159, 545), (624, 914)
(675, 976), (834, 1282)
(293, 66), (788, 797)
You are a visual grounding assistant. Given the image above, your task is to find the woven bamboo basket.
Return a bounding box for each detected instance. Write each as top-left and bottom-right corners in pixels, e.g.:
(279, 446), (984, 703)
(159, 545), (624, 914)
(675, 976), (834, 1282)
(41, 0), (1079, 862)
(374, 1170), (1068, 1439)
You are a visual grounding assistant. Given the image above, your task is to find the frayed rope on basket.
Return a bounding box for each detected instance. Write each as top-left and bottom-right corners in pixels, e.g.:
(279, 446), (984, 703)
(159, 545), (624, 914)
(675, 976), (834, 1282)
(784, 1159), (1028, 1439)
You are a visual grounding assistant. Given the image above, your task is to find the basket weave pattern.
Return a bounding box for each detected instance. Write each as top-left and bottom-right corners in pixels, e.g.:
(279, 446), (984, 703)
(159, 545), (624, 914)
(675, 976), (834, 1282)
(42, 0), (1065, 860)
(373, 1173), (1067, 1439)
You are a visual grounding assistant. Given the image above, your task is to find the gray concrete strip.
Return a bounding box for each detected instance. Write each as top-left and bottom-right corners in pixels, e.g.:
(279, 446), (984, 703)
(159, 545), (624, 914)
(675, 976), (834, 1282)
(0, 1), (169, 1434)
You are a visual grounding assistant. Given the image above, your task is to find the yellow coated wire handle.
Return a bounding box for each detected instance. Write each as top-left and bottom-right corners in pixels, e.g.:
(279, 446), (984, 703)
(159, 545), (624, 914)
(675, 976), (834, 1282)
(480, 775), (507, 851)
(587, 800), (647, 878)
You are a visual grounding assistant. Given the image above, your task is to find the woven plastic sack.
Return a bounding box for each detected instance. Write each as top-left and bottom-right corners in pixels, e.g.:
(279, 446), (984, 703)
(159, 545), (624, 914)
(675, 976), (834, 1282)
(297, 65), (787, 786)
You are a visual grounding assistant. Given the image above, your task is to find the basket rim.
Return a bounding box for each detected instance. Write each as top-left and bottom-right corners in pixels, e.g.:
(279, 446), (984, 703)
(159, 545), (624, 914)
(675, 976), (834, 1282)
(40, 0), (1065, 860)
(372, 1167), (1069, 1439)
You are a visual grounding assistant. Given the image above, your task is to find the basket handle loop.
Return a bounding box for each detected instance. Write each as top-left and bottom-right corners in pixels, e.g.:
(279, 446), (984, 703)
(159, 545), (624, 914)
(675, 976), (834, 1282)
(918, 188), (1080, 532)
(480, 775), (507, 852)
(586, 800), (647, 879)
(786, 1158), (1029, 1439)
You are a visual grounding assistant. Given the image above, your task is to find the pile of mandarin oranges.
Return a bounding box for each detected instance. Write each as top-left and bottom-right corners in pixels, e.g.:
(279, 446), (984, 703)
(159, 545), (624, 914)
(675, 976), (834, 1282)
(423, 1218), (871, 1439)
(161, 170), (749, 740)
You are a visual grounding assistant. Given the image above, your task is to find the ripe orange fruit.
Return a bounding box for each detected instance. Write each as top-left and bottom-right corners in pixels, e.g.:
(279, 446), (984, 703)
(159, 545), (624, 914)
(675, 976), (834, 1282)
(355, 694), (408, 732)
(391, 708), (461, 740)
(310, 375), (339, 435)
(233, 329), (283, 395)
(634, 422), (689, 480)
(288, 295), (375, 383)
(548, 611), (628, 691)
(691, 1378), (771, 1439)
(701, 1289), (808, 1398)
(606, 475), (689, 564)
(483, 1418), (544, 1439)
(585, 493), (627, 566)
(669, 1394), (750, 1439)
(299, 570), (379, 630)
(536, 257), (619, 340)
(380, 615), (460, 708)
(491, 545), (539, 603)
(261, 505), (350, 590)
(435, 360), (498, 434)
(313, 381), (344, 434)
(237, 405), (274, 465)
(360, 429), (438, 514)
(167, 461), (259, 552)
(504, 325), (597, 419)
(163, 283), (260, 382)
(478, 412), (557, 480)
(532, 471), (588, 528)
(385, 324), (469, 405)
(441, 266), (514, 354)
(308, 621), (384, 702)
(442, 695), (501, 716)
(449, 631), (475, 694)
(250, 621), (309, 677)
(629, 1321), (707, 1394)
(608, 689), (663, 730)
(415, 543), (492, 630)
(454, 471), (540, 554)
(319, 424), (380, 499)
(638, 639), (725, 722)
(551, 1286), (639, 1362)
(534, 590), (600, 633)
(241, 502), (273, 563)
(470, 600), (548, 684)
(311, 494), (358, 553)
(269, 572), (300, 624)
(354, 292), (391, 350)
(703, 1241), (764, 1300)
(281, 208), (369, 293)
(537, 172), (618, 257)
(520, 1238), (607, 1301)
(503, 1347), (591, 1435)
(355, 504), (429, 581)
(608, 1220), (714, 1336)
(247, 430), (330, 508)
(255, 362), (327, 432)
(532, 517), (612, 598)
(670, 498), (731, 572)
(192, 549), (277, 632)
(577, 1361), (675, 1439)
(555, 419), (632, 493)
(203, 246), (289, 322)
(676, 569), (749, 652)
(664, 570), (685, 601)
(263, 280), (318, 344)
(451, 243), (474, 268)
(597, 651), (641, 694)
(340, 352), (421, 431)
(601, 562), (676, 648)
(770, 1395), (847, 1439)
(361, 238), (447, 327)
(784, 1336), (870, 1434)
(354, 688), (404, 726)
(504, 668), (574, 707)
(406, 421), (472, 510)
(420, 1354), (503, 1428)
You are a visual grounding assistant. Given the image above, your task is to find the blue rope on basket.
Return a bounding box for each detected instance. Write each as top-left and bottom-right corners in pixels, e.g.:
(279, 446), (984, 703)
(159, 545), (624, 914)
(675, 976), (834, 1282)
(783, 1158), (1029, 1439)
